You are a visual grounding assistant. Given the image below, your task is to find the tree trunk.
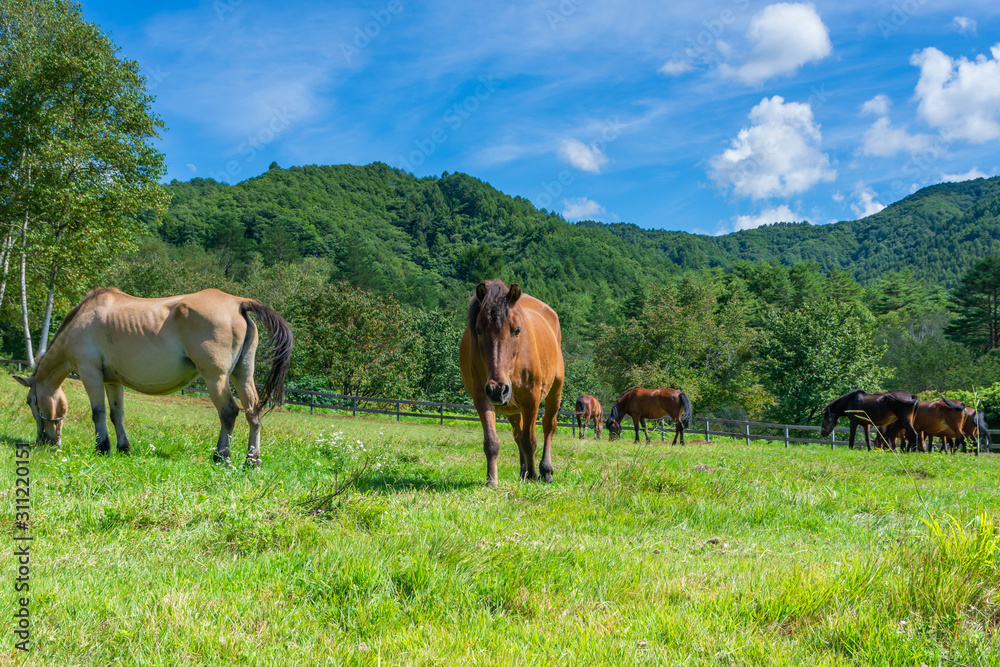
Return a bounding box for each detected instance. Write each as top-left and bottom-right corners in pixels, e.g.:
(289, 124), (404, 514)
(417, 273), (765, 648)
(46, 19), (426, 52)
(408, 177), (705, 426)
(0, 231), (13, 312)
(19, 212), (34, 368)
(36, 262), (58, 357)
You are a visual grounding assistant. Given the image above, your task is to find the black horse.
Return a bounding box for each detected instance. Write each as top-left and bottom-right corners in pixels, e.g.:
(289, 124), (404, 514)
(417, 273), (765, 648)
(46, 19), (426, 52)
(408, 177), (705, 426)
(821, 389), (919, 451)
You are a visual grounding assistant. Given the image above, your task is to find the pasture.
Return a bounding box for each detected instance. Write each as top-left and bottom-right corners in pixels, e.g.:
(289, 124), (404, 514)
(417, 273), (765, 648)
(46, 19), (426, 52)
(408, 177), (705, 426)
(2, 378), (999, 666)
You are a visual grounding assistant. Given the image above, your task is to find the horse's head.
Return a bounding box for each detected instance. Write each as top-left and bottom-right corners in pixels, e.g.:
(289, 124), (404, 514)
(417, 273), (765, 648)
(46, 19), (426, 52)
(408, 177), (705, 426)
(605, 416), (622, 441)
(820, 406), (837, 437)
(14, 375), (67, 446)
(470, 281), (524, 406)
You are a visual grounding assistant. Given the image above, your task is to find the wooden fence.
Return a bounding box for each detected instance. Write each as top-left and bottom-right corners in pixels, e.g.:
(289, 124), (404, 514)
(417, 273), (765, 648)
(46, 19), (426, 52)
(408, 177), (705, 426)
(2, 359), (997, 452)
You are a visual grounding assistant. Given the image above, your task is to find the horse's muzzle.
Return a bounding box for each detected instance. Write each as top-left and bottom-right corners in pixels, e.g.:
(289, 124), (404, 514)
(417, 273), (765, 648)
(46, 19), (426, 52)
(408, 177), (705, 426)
(485, 381), (512, 406)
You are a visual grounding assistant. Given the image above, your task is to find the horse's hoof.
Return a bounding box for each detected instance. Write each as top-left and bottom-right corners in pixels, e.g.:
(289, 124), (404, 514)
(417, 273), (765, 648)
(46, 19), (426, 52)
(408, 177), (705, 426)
(542, 474), (553, 483)
(485, 479), (498, 488)
(118, 444), (131, 454)
(212, 452), (230, 465)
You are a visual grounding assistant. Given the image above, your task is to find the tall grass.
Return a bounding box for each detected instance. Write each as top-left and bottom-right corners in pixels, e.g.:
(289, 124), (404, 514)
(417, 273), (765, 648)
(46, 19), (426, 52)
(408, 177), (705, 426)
(2, 379), (998, 665)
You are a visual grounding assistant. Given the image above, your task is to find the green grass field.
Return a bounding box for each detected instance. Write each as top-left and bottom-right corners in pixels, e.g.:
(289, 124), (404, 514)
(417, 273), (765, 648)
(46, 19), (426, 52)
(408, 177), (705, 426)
(3, 378), (999, 666)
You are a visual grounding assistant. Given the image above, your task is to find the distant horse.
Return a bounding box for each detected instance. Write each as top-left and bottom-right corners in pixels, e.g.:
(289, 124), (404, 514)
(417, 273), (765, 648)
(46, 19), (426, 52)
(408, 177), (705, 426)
(605, 387), (692, 445)
(925, 407), (987, 454)
(459, 280), (564, 487)
(14, 288), (292, 465)
(885, 399), (967, 453)
(821, 389), (919, 451)
(575, 394), (602, 440)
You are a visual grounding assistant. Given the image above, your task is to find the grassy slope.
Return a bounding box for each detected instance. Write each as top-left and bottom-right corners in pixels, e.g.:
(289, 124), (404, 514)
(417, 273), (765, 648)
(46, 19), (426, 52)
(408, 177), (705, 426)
(2, 379), (999, 666)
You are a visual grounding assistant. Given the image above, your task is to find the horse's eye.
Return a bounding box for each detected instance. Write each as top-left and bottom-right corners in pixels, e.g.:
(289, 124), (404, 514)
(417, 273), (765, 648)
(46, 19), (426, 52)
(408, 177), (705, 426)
(513, 326), (521, 336)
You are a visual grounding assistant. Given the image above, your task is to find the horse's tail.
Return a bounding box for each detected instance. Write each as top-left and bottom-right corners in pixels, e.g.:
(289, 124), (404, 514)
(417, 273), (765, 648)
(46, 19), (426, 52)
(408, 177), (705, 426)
(941, 397), (964, 410)
(680, 392), (693, 427)
(977, 412), (991, 447)
(241, 300), (294, 407)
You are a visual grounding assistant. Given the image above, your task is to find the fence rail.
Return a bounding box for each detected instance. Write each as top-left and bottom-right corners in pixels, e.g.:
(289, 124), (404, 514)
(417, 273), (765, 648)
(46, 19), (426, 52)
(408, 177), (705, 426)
(2, 359), (997, 451)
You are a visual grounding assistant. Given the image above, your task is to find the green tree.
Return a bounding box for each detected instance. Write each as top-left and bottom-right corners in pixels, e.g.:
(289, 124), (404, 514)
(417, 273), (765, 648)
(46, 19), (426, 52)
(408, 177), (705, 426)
(287, 282), (423, 398)
(0, 0), (167, 364)
(945, 255), (1000, 354)
(757, 302), (891, 424)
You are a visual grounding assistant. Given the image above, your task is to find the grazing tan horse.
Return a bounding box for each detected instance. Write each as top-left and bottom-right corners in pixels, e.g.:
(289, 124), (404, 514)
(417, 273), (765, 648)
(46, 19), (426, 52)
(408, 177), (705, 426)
(575, 394), (603, 440)
(885, 399), (967, 453)
(459, 280), (564, 487)
(14, 288), (293, 465)
(605, 387), (692, 445)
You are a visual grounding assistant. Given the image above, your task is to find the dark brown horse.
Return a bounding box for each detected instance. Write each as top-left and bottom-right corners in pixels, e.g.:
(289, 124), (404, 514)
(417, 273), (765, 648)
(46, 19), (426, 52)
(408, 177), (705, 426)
(821, 389), (919, 451)
(459, 280), (564, 487)
(14, 288), (292, 465)
(605, 387), (692, 445)
(575, 394), (602, 440)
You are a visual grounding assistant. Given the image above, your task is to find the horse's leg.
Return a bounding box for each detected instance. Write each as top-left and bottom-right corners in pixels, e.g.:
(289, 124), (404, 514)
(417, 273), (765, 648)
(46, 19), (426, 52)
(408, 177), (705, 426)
(104, 383), (131, 453)
(848, 420), (857, 450)
(509, 413), (526, 479)
(475, 396), (501, 487)
(519, 400), (541, 481)
(595, 412), (602, 440)
(633, 416), (641, 443)
(203, 374), (240, 464)
(539, 389), (560, 483)
(231, 356), (263, 467)
(78, 369), (111, 454)
(579, 412), (587, 440)
(641, 418), (651, 443)
(863, 424), (872, 451)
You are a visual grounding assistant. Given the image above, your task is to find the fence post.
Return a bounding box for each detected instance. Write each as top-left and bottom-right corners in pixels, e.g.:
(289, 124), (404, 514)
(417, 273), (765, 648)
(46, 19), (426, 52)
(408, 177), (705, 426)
(396, 400), (401, 422)
(745, 423), (750, 446)
(704, 419), (710, 443)
(439, 405), (444, 426)
(310, 394), (315, 415)
(571, 415), (576, 437)
(180, 387), (184, 396)
(784, 426), (789, 449)
(830, 430), (835, 450)
(352, 398), (357, 417)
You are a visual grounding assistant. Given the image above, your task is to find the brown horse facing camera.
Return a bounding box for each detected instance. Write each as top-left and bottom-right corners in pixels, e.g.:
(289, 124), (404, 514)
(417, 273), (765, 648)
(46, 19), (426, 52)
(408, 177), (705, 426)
(459, 280), (564, 487)
(14, 288), (292, 466)
(575, 394), (603, 440)
(605, 387), (692, 445)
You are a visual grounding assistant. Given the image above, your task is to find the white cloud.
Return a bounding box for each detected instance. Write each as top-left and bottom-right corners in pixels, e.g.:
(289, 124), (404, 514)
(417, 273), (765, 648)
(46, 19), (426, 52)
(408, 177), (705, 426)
(861, 94), (891, 116)
(832, 191), (844, 203)
(861, 116), (935, 157)
(941, 167), (988, 182)
(660, 59), (695, 76)
(709, 96), (835, 199)
(953, 16), (977, 35)
(851, 185), (885, 218)
(912, 45), (1000, 143)
(557, 138), (609, 174)
(725, 3), (832, 85)
(562, 197), (605, 221)
(731, 205), (800, 232)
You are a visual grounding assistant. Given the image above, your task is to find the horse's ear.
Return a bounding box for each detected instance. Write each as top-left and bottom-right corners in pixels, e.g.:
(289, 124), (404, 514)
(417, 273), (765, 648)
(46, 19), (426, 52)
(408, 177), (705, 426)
(13, 375), (33, 388)
(507, 283), (522, 305)
(475, 282), (487, 301)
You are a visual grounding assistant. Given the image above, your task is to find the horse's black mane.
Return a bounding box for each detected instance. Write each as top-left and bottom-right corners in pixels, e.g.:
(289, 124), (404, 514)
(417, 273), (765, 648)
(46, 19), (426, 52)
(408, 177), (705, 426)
(608, 387), (639, 423)
(34, 287), (118, 375)
(467, 280), (513, 332)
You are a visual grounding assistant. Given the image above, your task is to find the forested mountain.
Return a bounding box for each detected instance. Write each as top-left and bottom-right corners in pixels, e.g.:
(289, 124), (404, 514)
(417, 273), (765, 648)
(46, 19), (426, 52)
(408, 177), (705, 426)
(155, 163), (1000, 303)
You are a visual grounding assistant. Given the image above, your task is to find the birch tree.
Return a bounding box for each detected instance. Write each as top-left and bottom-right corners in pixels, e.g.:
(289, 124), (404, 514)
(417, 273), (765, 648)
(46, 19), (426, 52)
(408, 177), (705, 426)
(0, 0), (167, 364)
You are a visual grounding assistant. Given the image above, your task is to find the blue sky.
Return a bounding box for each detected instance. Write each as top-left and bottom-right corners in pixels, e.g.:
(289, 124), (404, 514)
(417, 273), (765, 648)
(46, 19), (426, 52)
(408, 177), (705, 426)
(80, 0), (1000, 234)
